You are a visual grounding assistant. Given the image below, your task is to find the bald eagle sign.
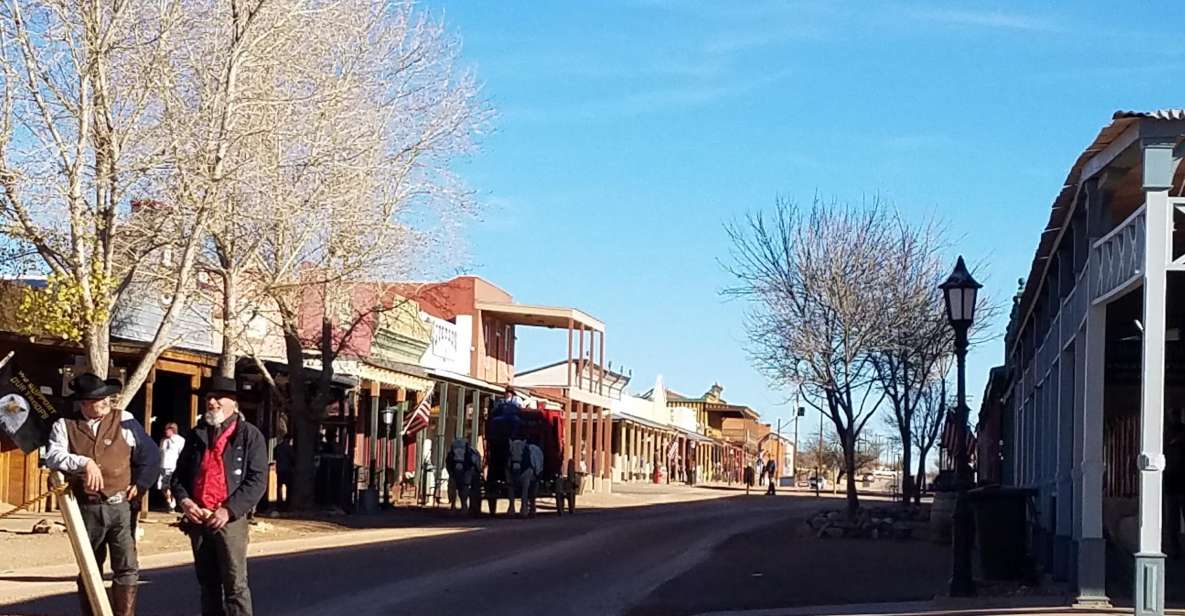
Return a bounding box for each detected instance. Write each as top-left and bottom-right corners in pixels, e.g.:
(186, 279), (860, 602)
(0, 355), (61, 453)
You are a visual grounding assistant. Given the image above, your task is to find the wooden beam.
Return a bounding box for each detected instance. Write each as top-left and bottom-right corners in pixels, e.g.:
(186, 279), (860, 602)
(189, 374), (201, 427)
(155, 358), (200, 377)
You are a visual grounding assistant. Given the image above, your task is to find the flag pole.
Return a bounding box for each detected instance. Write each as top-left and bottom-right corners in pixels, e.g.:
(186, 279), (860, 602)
(0, 350), (15, 370)
(51, 471), (113, 616)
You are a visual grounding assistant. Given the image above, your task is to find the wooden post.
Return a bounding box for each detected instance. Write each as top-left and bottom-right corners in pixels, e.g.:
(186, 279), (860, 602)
(141, 366), (156, 519)
(368, 380), (380, 491)
(469, 389), (480, 444)
(189, 373), (202, 427)
(598, 330), (605, 396)
(394, 388), (407, 483)
(51, 472), (113, 616)
(601, 409), (610, 479)
(577, 325), (586, 392)
(584, 400), (594, 475)
(565, 318), (573, 465)
(455, 386), (467, 440)
(574, 401), (584, 472)
(434, 383), (448, 504)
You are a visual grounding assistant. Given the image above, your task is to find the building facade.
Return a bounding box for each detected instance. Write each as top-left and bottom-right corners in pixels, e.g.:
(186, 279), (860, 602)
(996, 110), (1185, 612)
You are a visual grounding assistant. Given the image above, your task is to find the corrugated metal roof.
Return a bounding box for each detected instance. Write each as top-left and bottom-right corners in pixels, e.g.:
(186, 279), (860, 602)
(1114, 109), (1185, 121)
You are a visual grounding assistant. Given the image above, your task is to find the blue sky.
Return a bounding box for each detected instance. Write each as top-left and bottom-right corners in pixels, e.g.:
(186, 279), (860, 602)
(426, 1), (1185, 433)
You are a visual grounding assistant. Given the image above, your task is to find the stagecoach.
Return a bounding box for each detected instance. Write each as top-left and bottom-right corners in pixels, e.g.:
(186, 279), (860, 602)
(476, 399), (578, 517)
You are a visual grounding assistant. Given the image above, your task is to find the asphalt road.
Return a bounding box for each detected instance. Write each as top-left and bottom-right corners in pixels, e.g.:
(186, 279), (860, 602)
(3, 488), (828, 616)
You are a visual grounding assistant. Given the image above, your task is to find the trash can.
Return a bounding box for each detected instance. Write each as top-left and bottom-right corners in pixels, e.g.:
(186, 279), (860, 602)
(968, 485), (1035, 580)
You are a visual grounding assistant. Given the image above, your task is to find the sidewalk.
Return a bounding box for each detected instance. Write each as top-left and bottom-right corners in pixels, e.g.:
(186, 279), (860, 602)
(697, 598), (1185, 615)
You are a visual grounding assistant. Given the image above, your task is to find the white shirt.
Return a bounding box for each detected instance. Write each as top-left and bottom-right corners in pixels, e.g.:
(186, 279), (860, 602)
(44, 411), (140, 474)
(159, 433), (185, 471)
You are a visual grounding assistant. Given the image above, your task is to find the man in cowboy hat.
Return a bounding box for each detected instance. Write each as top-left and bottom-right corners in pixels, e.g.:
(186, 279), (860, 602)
(44, 372), (160, 616)
(171, 375), (267, 616)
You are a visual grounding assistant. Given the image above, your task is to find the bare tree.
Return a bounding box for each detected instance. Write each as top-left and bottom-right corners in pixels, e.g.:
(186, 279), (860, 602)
(725, 197), (899, 516)
(217, 1), (491, 510)
(0, 0), (314, 406)
(869, 214), (951, 504)
(912, 370), (949, 503)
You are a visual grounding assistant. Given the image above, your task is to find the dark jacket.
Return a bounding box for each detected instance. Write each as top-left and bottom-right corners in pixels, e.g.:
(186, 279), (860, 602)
(171, 413), (268, 520)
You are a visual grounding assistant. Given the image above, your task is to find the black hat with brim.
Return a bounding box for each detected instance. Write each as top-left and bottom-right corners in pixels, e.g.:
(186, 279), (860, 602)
(69, 373), (123, 401)
(200, 375), (239, 398)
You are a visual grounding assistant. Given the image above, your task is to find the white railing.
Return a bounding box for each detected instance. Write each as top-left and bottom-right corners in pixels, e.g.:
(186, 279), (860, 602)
(1091, 204), (1145, 302)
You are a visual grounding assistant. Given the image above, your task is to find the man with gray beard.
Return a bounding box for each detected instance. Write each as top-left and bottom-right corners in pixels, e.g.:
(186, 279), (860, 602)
(171, 375), (267, 616)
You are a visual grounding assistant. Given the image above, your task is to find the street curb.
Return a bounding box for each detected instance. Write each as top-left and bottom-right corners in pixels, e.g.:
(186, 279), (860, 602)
(693, 598), (1185, 616)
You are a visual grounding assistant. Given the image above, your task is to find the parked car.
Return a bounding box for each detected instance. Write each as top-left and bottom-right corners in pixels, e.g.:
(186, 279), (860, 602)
(809, 476), (829, 491)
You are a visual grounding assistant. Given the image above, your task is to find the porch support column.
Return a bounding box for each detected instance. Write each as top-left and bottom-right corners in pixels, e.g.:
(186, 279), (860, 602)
(394, 388), (407, 483)
(565, 318), (574, 466)
(434, 382), (449, 504)
(455, 386), (467, 440)
(601, 408), (611, 480)
(1055, 351), (1075, 581)
(1075, 305), (1108, 604)
(1135, 140), (1173, 616)
(574, 401), (585, 472)
(584, 400), (595, 476)
(469, 389), (481, 445)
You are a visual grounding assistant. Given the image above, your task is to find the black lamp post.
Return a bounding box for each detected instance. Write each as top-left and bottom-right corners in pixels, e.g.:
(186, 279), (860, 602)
(940, 255), (981, 597)
(380, 407), (395, 506)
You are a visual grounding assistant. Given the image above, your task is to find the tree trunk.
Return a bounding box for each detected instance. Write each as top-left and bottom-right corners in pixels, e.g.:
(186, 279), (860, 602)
(84, 322), (110, 378)
(915, 445), (932, 505)
(217, 270), (238, 379)
(899, 428), (914, 503)
(283, 327), (317, 511)
(843, 435), (859, 516)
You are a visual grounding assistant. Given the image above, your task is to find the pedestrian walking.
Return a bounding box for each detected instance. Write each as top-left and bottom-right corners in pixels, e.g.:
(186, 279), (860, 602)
(273, 434), (295, 510)
(44, 372), (161, 616)
(172, 375), (268, 616)
(765, 458), (777, 495)
(159, 422), (185, 511)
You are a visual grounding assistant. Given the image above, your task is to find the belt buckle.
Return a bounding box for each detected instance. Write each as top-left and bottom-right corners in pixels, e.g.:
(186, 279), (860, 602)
(105, 493), (125, 505)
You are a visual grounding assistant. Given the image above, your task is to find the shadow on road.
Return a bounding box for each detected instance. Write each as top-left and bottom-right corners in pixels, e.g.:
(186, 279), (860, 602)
(3, 493), (799, 616)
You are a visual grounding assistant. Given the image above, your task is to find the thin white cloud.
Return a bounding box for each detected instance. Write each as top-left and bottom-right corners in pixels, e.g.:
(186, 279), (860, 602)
(904, 7), (1063, 33)
(506, 70), (793, 124)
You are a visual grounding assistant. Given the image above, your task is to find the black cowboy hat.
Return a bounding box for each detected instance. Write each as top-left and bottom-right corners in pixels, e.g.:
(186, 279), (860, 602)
(200, 375), (239, 398)
(69, 373), (123, 401)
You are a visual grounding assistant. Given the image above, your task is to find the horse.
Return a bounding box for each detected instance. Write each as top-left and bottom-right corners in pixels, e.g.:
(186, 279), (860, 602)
(446, 438), (481, 513)
(507, 438), (544, 517)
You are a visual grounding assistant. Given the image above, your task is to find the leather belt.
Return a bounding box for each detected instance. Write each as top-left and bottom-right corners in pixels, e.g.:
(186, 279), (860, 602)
(76, 491), (126, 505)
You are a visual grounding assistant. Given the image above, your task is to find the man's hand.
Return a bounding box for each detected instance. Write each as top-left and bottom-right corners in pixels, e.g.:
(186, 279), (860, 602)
(205, 507), (231, 531)
(180, 498), (205, 525)
(126, 485), (139, 501)
(83, 460), (104, 494)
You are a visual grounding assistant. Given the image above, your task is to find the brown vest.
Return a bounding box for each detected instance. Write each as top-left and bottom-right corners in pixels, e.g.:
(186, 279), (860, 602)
(64, 411), (132, 497)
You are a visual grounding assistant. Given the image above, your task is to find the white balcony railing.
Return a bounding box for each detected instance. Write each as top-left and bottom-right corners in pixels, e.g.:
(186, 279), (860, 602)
(1091, 204), (1145, 303)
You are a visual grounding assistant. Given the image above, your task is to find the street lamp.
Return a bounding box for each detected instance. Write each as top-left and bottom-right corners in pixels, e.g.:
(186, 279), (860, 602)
(939, 255), (981, 597)
(380, 407), (395, 506)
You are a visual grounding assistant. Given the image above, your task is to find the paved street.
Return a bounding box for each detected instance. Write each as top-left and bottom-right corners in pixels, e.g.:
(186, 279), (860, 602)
(1, 487), (843, 616)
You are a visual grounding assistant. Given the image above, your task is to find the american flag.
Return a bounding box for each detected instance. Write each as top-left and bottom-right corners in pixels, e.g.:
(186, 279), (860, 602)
(402, 391), (433, 438)
(666, 438), (679, 460)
